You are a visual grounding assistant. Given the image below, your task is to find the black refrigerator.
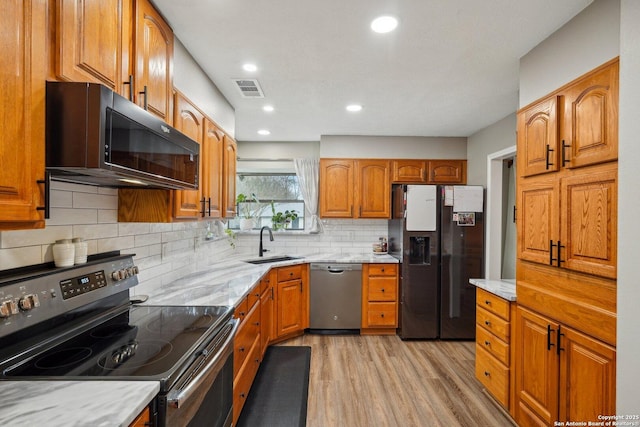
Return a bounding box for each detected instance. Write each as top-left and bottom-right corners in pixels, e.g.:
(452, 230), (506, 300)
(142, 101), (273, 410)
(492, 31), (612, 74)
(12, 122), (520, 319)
(388, 184), (484, 340)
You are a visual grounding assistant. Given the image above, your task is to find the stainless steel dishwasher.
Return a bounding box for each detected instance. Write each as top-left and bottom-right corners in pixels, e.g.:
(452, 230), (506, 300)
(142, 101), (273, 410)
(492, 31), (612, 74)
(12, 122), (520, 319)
(309, 263), (362, 333)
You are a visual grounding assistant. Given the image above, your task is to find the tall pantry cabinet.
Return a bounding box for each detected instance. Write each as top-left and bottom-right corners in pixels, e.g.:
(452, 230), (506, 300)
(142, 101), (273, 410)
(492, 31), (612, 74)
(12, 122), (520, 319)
(0, 0), (47, 230)
(514, 58), (618, 426)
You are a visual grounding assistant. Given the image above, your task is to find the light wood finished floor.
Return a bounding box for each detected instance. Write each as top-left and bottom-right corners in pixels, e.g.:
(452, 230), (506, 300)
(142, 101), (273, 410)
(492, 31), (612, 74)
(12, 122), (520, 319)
(279, 334), (515, 427)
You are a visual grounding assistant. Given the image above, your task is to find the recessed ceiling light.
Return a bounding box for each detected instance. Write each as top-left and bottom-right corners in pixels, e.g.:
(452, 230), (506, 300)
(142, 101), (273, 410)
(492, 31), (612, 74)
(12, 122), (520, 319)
(346, 104), (363, 112)
(257, 129), (271, 135)
(263, 105), (274, 112)
(243, 63), (258, 72)
(371, 16), (398, 33)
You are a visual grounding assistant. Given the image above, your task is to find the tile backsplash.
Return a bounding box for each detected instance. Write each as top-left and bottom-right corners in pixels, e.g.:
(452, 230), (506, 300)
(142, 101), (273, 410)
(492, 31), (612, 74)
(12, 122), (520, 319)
(0, 181), (388, 296)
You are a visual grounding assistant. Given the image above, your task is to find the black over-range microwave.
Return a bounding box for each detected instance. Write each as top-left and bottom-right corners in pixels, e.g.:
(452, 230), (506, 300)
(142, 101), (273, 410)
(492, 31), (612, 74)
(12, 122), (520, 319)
(46, 81), (199, 190)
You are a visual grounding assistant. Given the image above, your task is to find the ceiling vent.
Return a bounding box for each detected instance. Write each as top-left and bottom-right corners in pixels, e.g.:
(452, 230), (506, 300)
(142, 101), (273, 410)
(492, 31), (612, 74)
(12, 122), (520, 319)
(232, 79), (265, 98)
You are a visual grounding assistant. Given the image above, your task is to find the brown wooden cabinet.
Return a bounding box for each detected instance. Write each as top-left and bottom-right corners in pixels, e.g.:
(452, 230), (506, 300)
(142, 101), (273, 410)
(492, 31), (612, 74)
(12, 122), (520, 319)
(392, 160), (427, 182)
(222, 135), (238, 218)
(361, 264), (398, 334)
(0, 0), (47, 230)
(202, 118), (225, 218)
(518, 58), (618, 178)
(513, 306), (615, 426)
(128, 406), (151, 427)
(319, 159), (390, 218)
(56, 0), (132, 97)
(427, 160), (466, 184)
(274, 264), (308, 339)
(475, 289), (515, 411)
(133, 0), (173, 124)
(259, 271), (275, 357)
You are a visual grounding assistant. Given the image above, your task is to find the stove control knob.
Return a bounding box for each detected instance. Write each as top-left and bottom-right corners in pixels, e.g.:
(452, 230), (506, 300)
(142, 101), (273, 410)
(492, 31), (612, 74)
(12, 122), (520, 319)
(111, 270), (123, 281)
(0, 300), (18, 318)
(18, 294), (40, 311)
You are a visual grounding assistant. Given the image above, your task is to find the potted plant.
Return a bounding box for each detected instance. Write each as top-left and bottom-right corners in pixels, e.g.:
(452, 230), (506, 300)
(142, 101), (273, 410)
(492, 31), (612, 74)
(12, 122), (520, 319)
(272, 208), (298, 231)
(236, 193), (260, 230)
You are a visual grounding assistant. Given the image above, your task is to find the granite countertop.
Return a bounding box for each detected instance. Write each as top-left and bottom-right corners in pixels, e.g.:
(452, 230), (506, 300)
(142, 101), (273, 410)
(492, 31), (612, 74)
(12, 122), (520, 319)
(0, 381), (159, 427)
(0, 251), (397, 426)
(468, 278), (517, 301)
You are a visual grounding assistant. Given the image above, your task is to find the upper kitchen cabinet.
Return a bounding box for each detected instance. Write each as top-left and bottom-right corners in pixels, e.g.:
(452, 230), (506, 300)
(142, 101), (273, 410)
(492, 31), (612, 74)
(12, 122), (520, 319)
(202, 118), (224, 218)
(518, 58), (618, 178)
(172, 91), (204, 220)
(133, 0), (173, 124)
(222, 135), (237, 218)
(56, 0), (131, 96)
(392, 160), (427, 183)
(427, 160), (466, 184)
(319, 159), (390, 218)
(0, 0), (47, 230)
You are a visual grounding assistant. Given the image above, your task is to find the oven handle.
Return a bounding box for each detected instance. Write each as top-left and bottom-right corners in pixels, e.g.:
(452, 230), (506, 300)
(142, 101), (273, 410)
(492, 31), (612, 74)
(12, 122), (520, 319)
(166, 318), (239, 408)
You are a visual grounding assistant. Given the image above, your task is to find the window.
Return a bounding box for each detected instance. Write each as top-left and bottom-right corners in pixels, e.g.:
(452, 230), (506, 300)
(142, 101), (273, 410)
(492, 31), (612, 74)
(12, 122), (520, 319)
(228, 173), (305, 230)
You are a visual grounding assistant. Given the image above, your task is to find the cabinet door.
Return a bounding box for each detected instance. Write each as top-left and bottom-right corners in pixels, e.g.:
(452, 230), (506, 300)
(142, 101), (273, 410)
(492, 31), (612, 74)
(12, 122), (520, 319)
(392, 160), (426, 183)
(517, 97), (560, 177)
(517, 176), (560, 265)
(0, 0), (46, 230)
(564, 60), (618, 169)
(57, 0), (131, 97)
(558, 325), (616, 423)
(222, 136), (237, 218)
(260, 280), (273, 357)
(202, 119), (224, 218)
(172, 92), (203, 220)
(514, 307), (560, 427)
(560, 163), (617, 279)
(427, 160), (467, 184)
(276, 279), (305, 337)
(134, 0), (173, 124)
(319, 159), (354, 217)
(356, 160), (390, 218)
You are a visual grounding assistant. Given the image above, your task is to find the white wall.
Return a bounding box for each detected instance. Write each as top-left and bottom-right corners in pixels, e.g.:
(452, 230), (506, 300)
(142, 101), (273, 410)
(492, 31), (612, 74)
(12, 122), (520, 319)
(617, 0), (640, 414)
(466, 113), (516, 187)
(320, 135), (467, 159)
(519, 0), (620, 108)
(173, 38), (236, 137)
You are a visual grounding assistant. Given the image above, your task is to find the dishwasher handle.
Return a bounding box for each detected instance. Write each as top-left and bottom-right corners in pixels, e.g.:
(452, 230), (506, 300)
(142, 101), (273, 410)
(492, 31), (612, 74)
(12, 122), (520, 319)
(328, 268), (345, 274)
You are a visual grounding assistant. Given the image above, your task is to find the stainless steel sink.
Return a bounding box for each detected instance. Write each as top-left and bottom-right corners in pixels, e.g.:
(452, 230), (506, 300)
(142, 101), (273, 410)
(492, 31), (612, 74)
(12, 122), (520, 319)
(244, 255), (301, 265)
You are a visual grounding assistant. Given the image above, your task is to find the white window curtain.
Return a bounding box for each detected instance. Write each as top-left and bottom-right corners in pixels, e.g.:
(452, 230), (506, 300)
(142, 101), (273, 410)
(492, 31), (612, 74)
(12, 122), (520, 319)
(293, 158), (322, 233)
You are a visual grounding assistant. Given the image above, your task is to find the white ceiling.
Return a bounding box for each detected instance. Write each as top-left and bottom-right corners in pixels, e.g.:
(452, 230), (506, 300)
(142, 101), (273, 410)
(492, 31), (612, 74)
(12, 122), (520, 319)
(152, 0), (593, 142)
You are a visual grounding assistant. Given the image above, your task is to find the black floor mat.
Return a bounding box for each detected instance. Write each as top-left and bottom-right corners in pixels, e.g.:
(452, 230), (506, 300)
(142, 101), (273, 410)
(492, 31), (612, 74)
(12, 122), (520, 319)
(236, 346), (311, 427)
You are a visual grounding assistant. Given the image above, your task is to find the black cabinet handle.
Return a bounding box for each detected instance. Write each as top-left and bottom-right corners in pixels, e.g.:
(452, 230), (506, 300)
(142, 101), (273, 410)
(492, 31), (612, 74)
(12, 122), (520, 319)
(36, 171), (50, 219)
(547, 324), (556, 351)
(561, 140), (571, 167)
(200, 197), (206, 217)
(139, 85), (148, 110)
(557, 325), (565, 355)
(123, 75), (134, 101)
(207, 197), (212, 216)
(545, 144), (555, 169)
(557, 241), (565, 267)
(550, 240), (557, 266)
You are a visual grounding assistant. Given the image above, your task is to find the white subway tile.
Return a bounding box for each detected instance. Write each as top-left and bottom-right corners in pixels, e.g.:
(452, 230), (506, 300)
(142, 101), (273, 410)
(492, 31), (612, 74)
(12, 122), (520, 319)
(134, 233), (162, 247)
(73, 192), (117, 210)
(119, 223), (151, 236)
(50, 181), (98, 193)
(72, 224), (118, 240)
(150, 223), (173, 233)
(1, 226), (73, 248)
(47, 208), (98, 226)
(97, 236), (135, 253)
(0, 246), (42, 269)
(50, 190), (73, 208)
(98, 209), (118, 224)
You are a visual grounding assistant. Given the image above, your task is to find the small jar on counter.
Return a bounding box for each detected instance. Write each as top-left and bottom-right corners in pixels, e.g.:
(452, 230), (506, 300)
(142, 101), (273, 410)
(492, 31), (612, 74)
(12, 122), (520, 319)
(73, 237), (88, 264)
(53, 239), (75, 267)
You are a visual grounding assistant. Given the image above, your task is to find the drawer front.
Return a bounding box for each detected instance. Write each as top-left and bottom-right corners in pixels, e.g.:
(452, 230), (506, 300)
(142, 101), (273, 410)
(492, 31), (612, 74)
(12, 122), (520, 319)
(247, 284), (261, 310)
(368, 263), (397, 276)
(477, 288), (510, 320)
(367, 276), (397, 301)
(476, 325), (510, 365)
(475, 345), (509, 408)
(366, 302), (397, 327)
(234, 296), (249, 323)
(259, 274), (271, 294)
(233, 302), (260, 377)
(476, 306), (510, 342)
(277, 265), (302, 282)
(233, 334), (261, 423)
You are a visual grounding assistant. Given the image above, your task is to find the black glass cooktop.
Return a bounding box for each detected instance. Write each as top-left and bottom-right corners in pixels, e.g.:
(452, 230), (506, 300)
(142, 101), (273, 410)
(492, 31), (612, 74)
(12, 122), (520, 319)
(3, 305), (232, 381)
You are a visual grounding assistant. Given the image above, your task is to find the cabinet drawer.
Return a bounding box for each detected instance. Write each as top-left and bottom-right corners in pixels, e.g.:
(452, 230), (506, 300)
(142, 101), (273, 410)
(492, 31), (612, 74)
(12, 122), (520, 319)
(367, 277), (397, 301)
(277, 265), (303, 282)
(477, 289), (510, 320)
(233, 302), (260, 377)
(476, 307), (510, 342)
(475, 345), (509, 408)
(233, 334), (261, 423)
(234, 297), (248, 322)
(366, 302), (397, 327)
(368, 264), (397, 276)
(247, 284), (261, 310)
(476, 325), (510, 365)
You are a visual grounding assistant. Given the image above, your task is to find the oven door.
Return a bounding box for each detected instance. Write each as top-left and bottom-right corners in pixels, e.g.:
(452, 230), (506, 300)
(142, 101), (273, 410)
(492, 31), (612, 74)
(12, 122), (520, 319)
(159, 319), (238, 427)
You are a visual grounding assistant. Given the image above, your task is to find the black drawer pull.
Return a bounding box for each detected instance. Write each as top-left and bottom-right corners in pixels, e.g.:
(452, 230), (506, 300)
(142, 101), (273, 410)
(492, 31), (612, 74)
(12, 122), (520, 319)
(485, 320), (491, 326)
(484, 371), (490, 377)
(484, 340), (490, 346)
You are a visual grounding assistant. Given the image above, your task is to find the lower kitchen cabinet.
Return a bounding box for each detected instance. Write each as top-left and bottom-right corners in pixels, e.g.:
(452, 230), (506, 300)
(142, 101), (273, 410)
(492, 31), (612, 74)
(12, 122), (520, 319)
(474, 288), (515, 412)
(513, 305), (616, 426)
(361, 263), (398, 334)
(274, 264), (309, 339)
(128, 406), (151, 427)
(259, 271), (275, 357)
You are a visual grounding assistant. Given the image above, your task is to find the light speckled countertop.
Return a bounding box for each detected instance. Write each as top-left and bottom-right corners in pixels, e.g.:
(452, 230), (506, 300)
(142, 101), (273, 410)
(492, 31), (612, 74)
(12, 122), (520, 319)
(468, 278), (516, 301)
(0, 381), (159, 427)
(0, 252), (397, 426)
